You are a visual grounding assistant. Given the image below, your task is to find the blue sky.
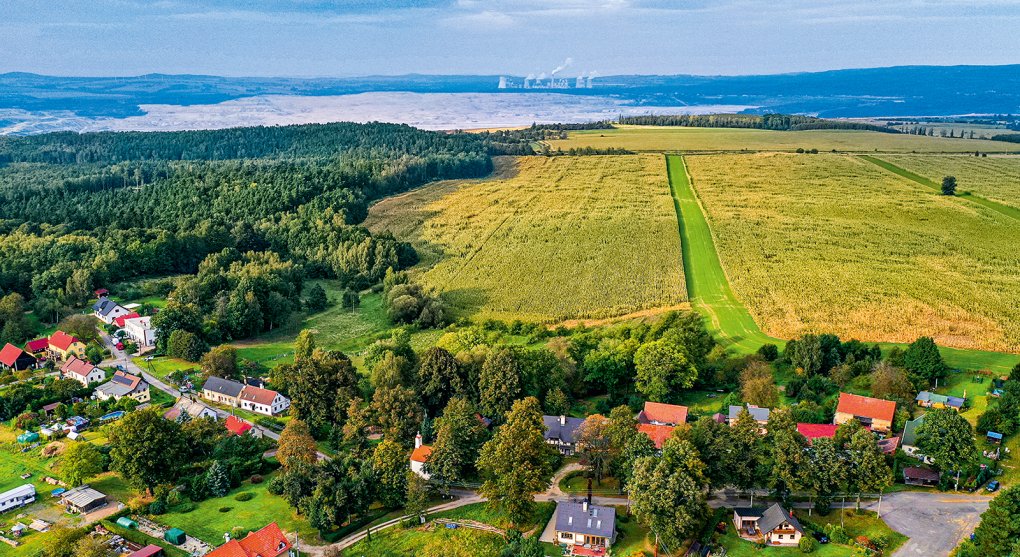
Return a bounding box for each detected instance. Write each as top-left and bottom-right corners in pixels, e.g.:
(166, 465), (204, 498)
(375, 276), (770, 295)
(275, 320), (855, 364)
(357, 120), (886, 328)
(2, 0), (1019, 77)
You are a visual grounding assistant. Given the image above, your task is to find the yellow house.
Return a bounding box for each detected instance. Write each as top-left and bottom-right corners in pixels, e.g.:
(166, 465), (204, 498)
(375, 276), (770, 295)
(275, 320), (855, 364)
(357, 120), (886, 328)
(48, 331), (86, 361)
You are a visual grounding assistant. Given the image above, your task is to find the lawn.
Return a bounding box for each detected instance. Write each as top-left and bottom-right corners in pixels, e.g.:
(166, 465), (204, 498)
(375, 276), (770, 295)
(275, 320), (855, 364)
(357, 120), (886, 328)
(364, 155), (687, 322)
(341, 522), (507, 557)
(133, 355), (196, 381)
(0, 436), (63, 494)
(715, 509), (905, 557)
(434, 501), (556, 532)
(611, 509), (653, 557)
(545, 126), (1020, 154)
(879, 154), (1020, 211)
(558, 471), (622, 496)
(155, 475), (319, 545)
(807, 509), (908, 553)
(682, 152), (1020, 355)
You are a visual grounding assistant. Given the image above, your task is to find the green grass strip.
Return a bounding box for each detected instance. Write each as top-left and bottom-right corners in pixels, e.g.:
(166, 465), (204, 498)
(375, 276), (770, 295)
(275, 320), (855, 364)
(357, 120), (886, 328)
(666, 154), (1020, 373)
(860, 155), (1020, 222)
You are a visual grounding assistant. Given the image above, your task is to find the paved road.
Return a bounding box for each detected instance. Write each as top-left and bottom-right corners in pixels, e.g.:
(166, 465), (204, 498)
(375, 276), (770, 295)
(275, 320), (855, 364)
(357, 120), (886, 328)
(872, 492), (988, 557)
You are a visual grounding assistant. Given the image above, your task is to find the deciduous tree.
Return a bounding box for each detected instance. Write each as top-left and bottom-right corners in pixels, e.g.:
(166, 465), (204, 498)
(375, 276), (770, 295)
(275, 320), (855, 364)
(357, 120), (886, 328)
(634, 339), (696, 402)
(277, 418), (318, 470)
(372, 438), (408, 508)
(109, 408), (187, 491)
(479, 347), (523, 420)
(629, 437), (708, 551)
(372, 385), (425, 444)
(61, 441), (104, 487)
(289, 348), (360, 437)
(425, 397), (486, 491)
(916, 408), (978, 478)
(417, 347), (464, 415)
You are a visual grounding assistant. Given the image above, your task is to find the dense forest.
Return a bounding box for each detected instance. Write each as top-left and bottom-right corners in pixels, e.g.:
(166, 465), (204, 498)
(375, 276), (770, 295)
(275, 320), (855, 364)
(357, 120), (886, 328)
(617, 113), (900, 133)
(0, 122), (532, 345)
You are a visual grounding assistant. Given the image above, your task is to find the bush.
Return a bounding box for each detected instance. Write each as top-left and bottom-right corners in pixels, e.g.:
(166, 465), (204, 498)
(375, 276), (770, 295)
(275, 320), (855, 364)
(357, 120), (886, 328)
(219, 506), (232, 513)
(758, 343), (779, 361)
(234, 492), (255, 502)
(175, 502), (196, 513)
(250, 474), (264, 484)
(267, 475), (285, 495)
(148, 500), (167, 515)
(824, 524), (849, 545)
(799, 535), (817, 553)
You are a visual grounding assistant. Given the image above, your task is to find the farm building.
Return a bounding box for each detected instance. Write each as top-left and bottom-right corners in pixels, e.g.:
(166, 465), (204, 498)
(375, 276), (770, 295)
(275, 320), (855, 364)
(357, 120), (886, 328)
(543, 414), (586, 455)
(60, 485), (108, 513)
(60, 356), (104, 386)
(916, 391), (964, 411)
(1, 343), (38, 371)
(636, 401), (688, 426)
(903, 467), (941, 487)
(834, 392), (896, 433)
(204, 522), (290, 557)
(732, 504), (803, 546)
(0, 485), (36, 513)
(551, 501), (616, 554)
(410, 433), (433, 479)
(95, 370), (150, 403)
(128, 545), (163, 557)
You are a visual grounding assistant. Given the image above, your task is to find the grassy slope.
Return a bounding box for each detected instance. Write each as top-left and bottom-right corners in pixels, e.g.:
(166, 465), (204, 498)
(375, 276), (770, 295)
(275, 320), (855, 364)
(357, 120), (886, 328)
(365, 155), (687, 322)
(666, 154), (1020, 372)
(547, 126), (1020, 154)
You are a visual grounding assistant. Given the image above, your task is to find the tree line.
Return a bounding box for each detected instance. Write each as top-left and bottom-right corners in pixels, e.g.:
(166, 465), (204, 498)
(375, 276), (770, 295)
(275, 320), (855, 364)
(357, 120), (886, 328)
(617, 113), (899, 133)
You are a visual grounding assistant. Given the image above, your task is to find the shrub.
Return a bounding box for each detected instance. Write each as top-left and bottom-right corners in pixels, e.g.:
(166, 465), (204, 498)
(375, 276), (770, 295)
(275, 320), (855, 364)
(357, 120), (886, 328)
(799, 535), (817, 553)
(148, 500), (167, 515)
(166, 490), (184, 506)
(824, 524), (849, 545)
(234, 492), (255, 502)
(855, 535), (876, 550)
(758, 343), (779, 361)
(267, 476), (285, 495)
(250, 474), (264, 484)
(176, 502), (197, 513)
(219, 506), (232, 513)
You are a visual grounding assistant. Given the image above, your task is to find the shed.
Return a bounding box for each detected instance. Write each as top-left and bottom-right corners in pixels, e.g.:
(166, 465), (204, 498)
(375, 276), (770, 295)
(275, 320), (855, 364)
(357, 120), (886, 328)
(17, 431), (39, 443)
(903, 466), (941, 487)
(60, 485), (108, 513)
(164, 528), (186, 545)
(988, 431), (1004, 445)
(128, 545), (164, 557)
(117, 516), (138, 529)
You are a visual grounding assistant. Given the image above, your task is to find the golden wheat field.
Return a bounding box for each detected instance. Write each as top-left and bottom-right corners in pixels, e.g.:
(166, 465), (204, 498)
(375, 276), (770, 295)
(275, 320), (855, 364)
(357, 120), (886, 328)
(880, 154), (1020, 209)
(684, 152), (1020, 352)
(364, 155), (688, 322)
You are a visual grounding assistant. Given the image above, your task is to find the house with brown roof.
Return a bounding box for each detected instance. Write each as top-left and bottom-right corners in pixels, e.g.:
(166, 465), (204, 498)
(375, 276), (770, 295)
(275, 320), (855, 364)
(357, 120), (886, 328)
(0, 343), (37, 372)
(733, 504), (804, 546)
(60, 357), (104, 386)
(94, 370), (150, 403)
(205, 522), (290, 557)
(48, 331), (86, 361)
(834, 392), (896, 433)
(637, 423), (674, 450)
(410, 433), (433, 479)
(238, 384), (290, 416)
(636, 401), (688, 426)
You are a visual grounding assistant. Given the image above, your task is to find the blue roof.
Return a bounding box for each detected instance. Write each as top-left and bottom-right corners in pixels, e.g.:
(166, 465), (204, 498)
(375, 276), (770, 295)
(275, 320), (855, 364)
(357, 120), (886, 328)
(988, 431), (1004, 440)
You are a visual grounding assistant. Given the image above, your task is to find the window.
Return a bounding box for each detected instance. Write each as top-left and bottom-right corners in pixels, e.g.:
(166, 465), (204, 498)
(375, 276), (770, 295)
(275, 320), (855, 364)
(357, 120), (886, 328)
(777, 535), (783, 540)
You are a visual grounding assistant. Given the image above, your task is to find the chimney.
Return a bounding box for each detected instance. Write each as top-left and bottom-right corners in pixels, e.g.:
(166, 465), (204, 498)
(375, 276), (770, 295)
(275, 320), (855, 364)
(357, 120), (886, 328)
(559, 415), (567, 426)
(224, 533), (231, 543)
(414, 432), (422, 449)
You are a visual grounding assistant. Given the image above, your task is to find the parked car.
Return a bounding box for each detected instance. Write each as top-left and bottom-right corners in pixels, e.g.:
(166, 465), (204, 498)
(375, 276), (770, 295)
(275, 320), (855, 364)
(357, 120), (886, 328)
(115, 342), (124, 350)
(987, 480), (1000, 492)
(813, 532), (830, 544)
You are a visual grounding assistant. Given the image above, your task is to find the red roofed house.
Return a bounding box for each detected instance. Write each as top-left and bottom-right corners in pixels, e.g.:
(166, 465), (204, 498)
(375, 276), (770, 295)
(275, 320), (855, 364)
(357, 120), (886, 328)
(637, 401), (689, 426)
(206, 522), (290, 557)
(48, 331), (86, 362)
(225, 415), (254, 436)
(238, 384), (291, 416)
(834, 393), (896, 433)
(61, 356), (104, 386)
(0, 343), (37, 372)
(410, 433), (433, 479)
(113, 313), (140, 328)
(24, 338), (49, 358)
(796, 423), (839, 444)
(638, 423), (675, 450)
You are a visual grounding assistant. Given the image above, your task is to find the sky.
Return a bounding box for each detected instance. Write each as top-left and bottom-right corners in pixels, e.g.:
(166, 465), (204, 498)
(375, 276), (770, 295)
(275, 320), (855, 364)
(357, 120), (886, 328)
(2, 0), (1019, 77)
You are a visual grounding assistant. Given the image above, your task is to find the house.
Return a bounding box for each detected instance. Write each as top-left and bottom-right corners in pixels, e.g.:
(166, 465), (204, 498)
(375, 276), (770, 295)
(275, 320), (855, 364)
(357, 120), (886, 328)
(0, 485), (36, 513)
(238, 384), (291, 416)
(410, 433), (433, 479)
(834, 392), (896, 433)
(205, 522), (290, 557)
(94, 370), (150, 403)
(543, 415), (586, 455)
(728, 405), (771, 430)
(637, 402), (688, 426)
(877, 436), (901, 455)
(92, 298), (132, 325)
(225, 415), (258, 437)
(637, 423), (675, 450)
(796, 423), (838, 444)
(901, 415), (925, 455)
(60, 485), (108, 514)
(61, 357), (104, 386)
(48, 331), (86, 361)
(113, 312), (141, 329)
(732, 504), (804, 546)
(201, 376), (245, 406)
(552, 501), (616, 554)
(903, 467), (941, 487)
(164, 397), (219, 422)
(24, 338), (49, 358)
(916, 391), (965, 411)
(0, 343), (37, 371)
(123, 316), (156, 347)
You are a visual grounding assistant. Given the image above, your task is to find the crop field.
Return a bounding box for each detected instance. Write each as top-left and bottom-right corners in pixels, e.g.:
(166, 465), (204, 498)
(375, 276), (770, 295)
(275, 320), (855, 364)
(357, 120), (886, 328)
(365, 155), (687, 322)
(878, 155), (1020, 210)
(545, 126), (1020, 154)
(683, 152), (1020, 354)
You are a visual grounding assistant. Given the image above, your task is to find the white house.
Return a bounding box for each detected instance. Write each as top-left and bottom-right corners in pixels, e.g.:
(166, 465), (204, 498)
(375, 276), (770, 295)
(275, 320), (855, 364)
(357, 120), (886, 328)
(552, 501), (617, 552)
(733, 504), (804, 546)
(410, 433), (432, 479)
(0, 484), (36, 513)
(61, 357), (104, 386)
(122, 316), (156, 347)
(238, 384), (291, 416)
(94, 370), (150, 403)
(92, 298), (132, 325)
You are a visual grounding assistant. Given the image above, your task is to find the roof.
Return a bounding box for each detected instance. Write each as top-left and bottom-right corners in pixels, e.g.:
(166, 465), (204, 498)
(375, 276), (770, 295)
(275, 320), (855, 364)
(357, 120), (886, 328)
(61, 357), (99, 378)
(902, 415), (925, 446)
(733, 507), (764, 518)
(638, 402), (689, 426)
(202, 376), (245, 398)
(757, 504), (803, 535)
(25, 338), (49, 352)
(92, 299), (112, 312)
(797, 423), (839, 442)
(49, 331), (82, 351)
(0, 343), (30, 367)
(638, 423), (675, 449)
(0, 484), (35, 500)
(988, 431), (1004, 440)
(239, 384), (280, 406)
(903, 467), (941, 482)
(164, 398), (218, 421)
(207, 523), (290, 557)
(123, 315), (152, 329)
(555, 502), (616, 538)
(543, 415), (586, 444)
(410, 445), (433, 463)
(729, 405), (771, 422)
(96, 370), (146, 398)
(94, 299), (125, 317)
(114, 313), (141, 328)
(225, 416), (253, 435)
(128, 546), (163, 557)
(836, 392), (896, 423)
(878, 436), (900, 455)
(60, 485), (106, 507)
(916, 391), (965, 408)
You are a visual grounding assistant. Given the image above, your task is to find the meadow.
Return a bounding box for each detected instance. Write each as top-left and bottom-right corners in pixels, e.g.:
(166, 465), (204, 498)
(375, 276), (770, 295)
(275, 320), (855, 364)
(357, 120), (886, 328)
(682, 152), (1020, 354)
(545, 125), (1020, 154)
(879, 154), (1020, 210)
(365, 155), (687, 322)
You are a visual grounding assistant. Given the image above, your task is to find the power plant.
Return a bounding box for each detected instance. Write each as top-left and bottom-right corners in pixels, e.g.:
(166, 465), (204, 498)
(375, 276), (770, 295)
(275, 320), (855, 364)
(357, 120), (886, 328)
(498, 59), (597, 89)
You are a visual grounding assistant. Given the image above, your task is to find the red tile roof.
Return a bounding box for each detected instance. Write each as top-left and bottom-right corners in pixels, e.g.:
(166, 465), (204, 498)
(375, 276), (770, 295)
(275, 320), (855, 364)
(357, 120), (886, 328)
(638, 423), (675, 449)
(410, 445), (433, 463)
(207, 523), (290, 557)
(796, 423), (839, 443)
(61, 356), (98, 378)
(638, 402), (689, 426)
(878, 436), (900, 455)
(128, 545), (163, 557)
(25, 338), (49, 353)
(225, 415), (253, 436)
(114, 313), (141, 328)
(0, 343), (26, 367)
(239, 385), (280, 406)
(49, 330), (81, 351)
(836, 392), (896, 424)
